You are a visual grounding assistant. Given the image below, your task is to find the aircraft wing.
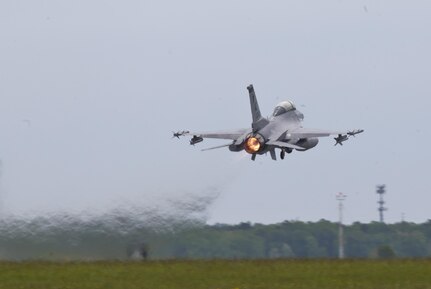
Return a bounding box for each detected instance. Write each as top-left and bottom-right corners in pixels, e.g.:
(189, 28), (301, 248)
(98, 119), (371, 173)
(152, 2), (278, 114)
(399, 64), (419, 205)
(287, 127), (349, 138)
(185, 129), (250, 140)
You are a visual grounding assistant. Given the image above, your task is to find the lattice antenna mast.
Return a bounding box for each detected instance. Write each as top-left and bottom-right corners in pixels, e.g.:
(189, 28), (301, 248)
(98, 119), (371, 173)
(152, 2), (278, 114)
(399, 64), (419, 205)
(376, 185), (387, 223)
(336, 192), (346, 259)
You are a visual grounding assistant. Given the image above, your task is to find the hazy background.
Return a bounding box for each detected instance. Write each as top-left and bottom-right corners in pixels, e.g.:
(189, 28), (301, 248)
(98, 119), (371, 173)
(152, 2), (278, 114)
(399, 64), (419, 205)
(0, 0), (430, 225)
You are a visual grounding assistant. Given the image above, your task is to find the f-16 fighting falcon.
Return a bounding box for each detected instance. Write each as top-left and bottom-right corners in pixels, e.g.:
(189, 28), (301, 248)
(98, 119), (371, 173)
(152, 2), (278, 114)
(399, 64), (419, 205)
(174, 85), (363, 161)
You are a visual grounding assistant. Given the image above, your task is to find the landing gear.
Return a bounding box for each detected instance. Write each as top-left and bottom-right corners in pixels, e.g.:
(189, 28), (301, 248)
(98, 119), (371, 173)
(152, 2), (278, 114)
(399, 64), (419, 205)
(280, 148), (293, 160)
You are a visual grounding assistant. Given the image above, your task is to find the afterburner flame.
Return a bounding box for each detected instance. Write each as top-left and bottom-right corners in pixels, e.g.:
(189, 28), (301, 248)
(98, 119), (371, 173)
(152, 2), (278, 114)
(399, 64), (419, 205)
(244, 137), (261, 154)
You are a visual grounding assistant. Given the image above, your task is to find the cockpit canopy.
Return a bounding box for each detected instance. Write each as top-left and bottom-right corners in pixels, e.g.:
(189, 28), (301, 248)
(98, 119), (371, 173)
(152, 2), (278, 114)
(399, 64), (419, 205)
(272, 100), (296, 117)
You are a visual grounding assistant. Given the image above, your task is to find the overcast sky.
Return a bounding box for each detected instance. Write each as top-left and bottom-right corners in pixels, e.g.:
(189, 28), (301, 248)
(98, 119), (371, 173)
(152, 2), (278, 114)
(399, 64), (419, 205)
(1, 0), (430, 224)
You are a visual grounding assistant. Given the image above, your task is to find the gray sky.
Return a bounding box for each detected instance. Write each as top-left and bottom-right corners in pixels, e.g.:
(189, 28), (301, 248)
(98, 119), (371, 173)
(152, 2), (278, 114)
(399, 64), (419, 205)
(1, 0), (430, 224)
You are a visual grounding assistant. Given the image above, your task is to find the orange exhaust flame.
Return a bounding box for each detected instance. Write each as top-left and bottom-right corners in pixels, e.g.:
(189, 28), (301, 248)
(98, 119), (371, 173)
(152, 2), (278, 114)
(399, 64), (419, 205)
(244, 137), (261, 154)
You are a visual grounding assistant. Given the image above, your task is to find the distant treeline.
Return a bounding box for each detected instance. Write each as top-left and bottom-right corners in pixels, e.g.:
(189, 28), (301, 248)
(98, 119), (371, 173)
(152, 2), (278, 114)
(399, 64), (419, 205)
(1, 215), (430, 260)
(164, 220), (431, 259)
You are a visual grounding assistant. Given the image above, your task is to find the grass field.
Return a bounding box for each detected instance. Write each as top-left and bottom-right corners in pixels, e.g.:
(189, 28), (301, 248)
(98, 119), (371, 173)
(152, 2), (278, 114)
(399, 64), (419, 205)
(0, 259), (431, 289)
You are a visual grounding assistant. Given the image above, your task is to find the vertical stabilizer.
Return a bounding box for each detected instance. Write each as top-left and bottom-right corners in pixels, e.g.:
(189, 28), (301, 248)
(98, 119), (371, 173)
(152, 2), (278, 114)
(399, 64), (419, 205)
(247, 84), (269, 131)
(247, 85), (262, 123)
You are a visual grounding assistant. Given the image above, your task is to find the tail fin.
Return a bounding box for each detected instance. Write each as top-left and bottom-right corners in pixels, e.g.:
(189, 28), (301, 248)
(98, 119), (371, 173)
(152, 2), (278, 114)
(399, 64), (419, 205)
(247, 85), (262, 123)
(247, 84), (268, 131)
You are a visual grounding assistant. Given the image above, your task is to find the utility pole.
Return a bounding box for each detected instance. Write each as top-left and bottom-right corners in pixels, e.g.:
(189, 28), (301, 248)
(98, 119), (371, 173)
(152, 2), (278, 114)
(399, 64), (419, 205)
(376, 185), (387, 223)
(336, 192), (346, 259)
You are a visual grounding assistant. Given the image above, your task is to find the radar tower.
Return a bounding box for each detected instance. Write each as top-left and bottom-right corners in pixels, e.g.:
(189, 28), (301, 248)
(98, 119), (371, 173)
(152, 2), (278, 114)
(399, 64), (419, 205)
(376, 185), (387, 223)
(336, 192), (346, 259)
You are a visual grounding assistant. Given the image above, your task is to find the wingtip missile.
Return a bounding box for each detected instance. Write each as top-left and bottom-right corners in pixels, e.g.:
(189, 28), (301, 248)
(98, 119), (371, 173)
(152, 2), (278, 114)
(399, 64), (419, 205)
(347, 129), (364, 137)
(334, 134), (348, 146)
(334, 129), (363, 145)
(172, 130), (189, 139)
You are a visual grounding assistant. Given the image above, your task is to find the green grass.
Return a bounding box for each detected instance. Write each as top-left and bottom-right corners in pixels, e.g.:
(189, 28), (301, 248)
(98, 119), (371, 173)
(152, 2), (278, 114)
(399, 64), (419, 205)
(0, 259), (431, 289)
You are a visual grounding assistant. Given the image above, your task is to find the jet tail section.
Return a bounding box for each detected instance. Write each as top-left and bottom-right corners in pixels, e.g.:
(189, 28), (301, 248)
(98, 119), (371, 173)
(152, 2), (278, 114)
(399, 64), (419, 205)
(247, 84), (269, 131)
(247, 85), (262, 123)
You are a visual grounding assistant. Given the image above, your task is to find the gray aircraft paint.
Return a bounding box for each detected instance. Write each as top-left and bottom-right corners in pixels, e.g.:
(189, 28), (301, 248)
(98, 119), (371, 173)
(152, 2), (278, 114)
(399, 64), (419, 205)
(176, 85), (363, 160)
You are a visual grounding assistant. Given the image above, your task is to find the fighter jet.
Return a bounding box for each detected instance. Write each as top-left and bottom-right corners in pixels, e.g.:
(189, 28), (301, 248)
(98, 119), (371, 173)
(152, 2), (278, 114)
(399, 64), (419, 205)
(176, 85), (363, 161)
